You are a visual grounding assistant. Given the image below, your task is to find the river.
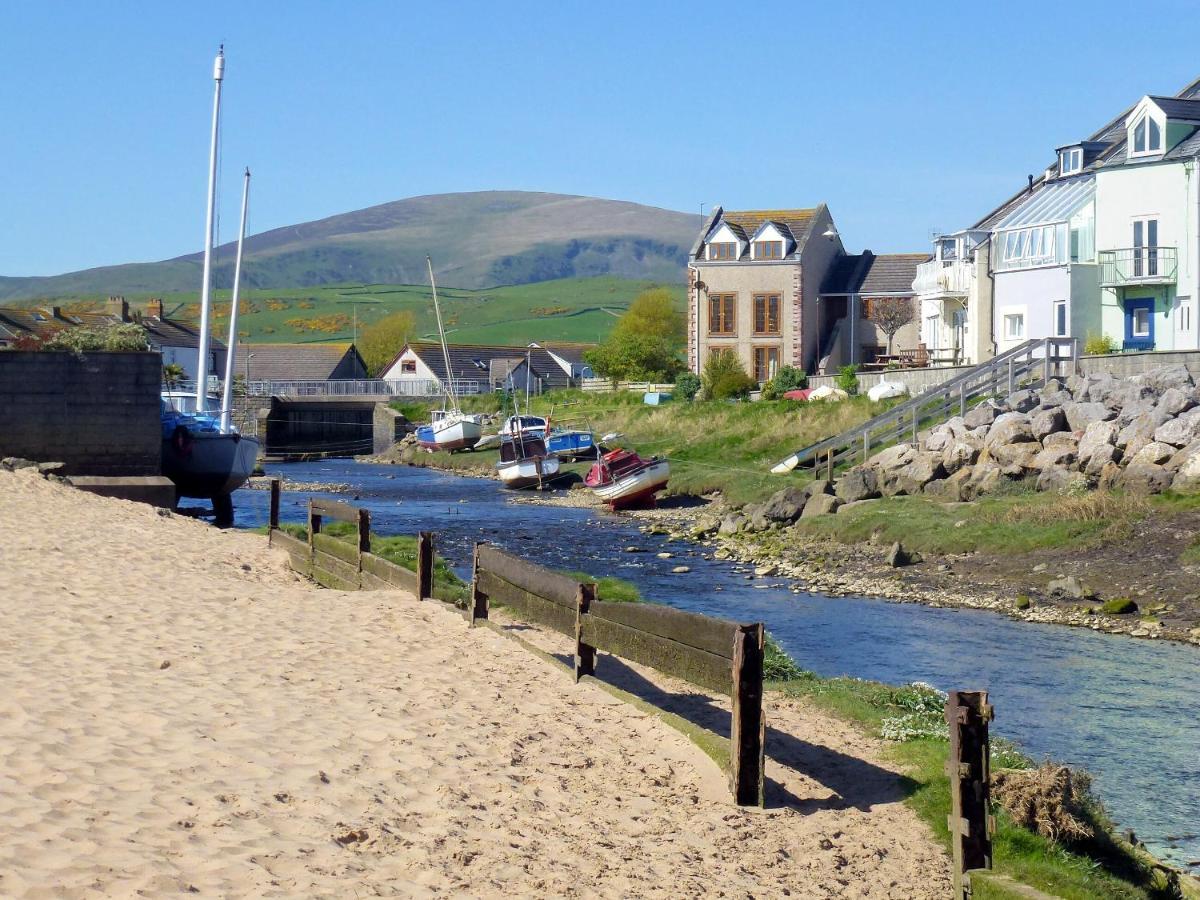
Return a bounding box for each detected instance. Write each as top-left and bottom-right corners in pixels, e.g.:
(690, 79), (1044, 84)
(210, 459), (1200, 870)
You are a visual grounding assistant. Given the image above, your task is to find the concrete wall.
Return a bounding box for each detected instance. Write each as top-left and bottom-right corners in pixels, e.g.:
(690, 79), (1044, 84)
(807, 362), (975, 394)
(799, 207), (844, 371)
(993, 264), (1071, 352)
(1079, 349), (1200, 379)
(0, 351), (161, 476)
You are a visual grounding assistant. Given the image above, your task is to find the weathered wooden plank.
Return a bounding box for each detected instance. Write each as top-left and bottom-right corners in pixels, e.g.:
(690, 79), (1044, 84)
(468, 543), (488, 625)
(579, 615), (733, 695)
(729, 624), (766, 807)
(312, 532), (360, 566)
(313, 549), (360, 585)
(946, 690), (994, 899)
(362, 553), (419, 593)
(359, 571), (394, 592)
(270, 530), (309, 557)
(574, 582), (596, 683)
(313, 567), (359, 591)
(284, 552), (312, 579)
(478, 570), (575, 636)
(477, 544), (578, 607)
(269, 479), (281, 529)
(309, 497), (362, 523)
(588, 599), (740, 659)
(418, 532), (434, 600)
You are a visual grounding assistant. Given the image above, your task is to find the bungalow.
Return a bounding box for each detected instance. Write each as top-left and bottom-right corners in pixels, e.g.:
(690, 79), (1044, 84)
(528, 341), (594, 381)
(379, 341), (573, 395)
(232, 342), (368, 385)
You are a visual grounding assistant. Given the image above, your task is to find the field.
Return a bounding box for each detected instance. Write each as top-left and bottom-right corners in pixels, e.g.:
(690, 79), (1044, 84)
(38, 276), (684, 349)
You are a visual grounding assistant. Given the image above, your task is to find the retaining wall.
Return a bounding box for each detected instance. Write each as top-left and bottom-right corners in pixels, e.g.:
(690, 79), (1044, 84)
(0, 351), (161, 475)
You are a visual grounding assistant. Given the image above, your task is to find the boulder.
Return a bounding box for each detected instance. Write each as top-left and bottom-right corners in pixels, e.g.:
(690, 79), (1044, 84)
(1128, 441), (1175, 467)
(1154, 409), (1200, 448)
(1157, 386), (1196, 417)
(869, 443), (918, 472)
(970, 460), (1005, 496)
(1043, 377), (1065, 394)
(889, 451), (946, 496)
(886, 542), (919, 567)
(941, 439), (980, 474)
(926, 467), (973, 502)
(1042, 431), (1078, 451)
(1170, 448), (1200, 491)
(985, 412), (1035, 448)
(759, 486), (809, 524)
(1033, 445), (1078, 471)
(1119, 463), (1173, 495)
(964, 401), (1002, 429)
(801, 493), (842, 518)
(1166, 438), (1200, 473)
(1116, 398), (1159, 426)
(1142, 363), (1194, 394)
(989, 442), (1041, 476)
(1083, 443), (1120, 476)
(1039, 389), (1074, 409)
(941, 416), (970, 439)
(1097, 461), (1123, 491)
(718, 514), (746, 535)
(835, 467), (880, 502)
(1036, 467), (1080, 493)
(805, 478), (834, 498)
(923, 431), (952, 453)
(1063, 401), (1115, 432)
(1077, 420), (1120, 468)
(1118, 409), (1171, 455)
(1048, 575), (1093, 599)
(1030, 407), (1067, 441)
(1006, 389), (1040, 413)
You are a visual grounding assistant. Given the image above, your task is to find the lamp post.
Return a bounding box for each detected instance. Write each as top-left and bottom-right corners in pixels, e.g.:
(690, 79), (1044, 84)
(245, 352), (255, 384)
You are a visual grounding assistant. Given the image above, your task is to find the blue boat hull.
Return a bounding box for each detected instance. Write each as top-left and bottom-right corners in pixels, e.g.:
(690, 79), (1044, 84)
(547, 431), (595, 459)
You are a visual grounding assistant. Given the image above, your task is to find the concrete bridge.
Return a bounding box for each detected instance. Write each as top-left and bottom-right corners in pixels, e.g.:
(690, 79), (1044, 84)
(236, 395), (418, 459)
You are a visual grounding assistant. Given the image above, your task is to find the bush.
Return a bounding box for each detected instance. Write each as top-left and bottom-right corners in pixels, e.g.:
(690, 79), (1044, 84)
(701, 351), (755, 400)
(1014, 595), (1032, 610)
(835, 364), (860, 396)
(42, 324), (149, 353)
(1100, 597), (1137, 615)
(761, 365), (807, 401)
(673, 371), (701, 402)
(763, 633), (808, 681)
(1084, 333), (1119, 355)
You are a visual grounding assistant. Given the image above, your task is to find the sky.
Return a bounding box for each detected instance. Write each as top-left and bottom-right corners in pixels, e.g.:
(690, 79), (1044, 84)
(3, 0), (1200, 277)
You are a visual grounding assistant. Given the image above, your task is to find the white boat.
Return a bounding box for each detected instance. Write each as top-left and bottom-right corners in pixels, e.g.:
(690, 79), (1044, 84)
(496, 435), (560, 489)
(416, 256), (482, 453)
(585, 448), (670, 509)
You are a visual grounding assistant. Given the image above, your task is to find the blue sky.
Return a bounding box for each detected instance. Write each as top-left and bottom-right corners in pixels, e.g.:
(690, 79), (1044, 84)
(3, 1), (1200, 276)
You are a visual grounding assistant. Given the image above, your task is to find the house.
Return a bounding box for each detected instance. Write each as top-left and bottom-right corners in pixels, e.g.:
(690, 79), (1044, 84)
(912, 230), (993, 366)
(232, 342), (368, 384)
(818, 252), (929, 367)
(687, 205), (844, 380)
(379, 342), (573, 394)
(528, 342), (594, 381)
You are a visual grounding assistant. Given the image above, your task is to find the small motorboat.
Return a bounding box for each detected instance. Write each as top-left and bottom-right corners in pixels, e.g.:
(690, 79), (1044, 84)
(585, 448), (670, 510)
(496, 434), (560, 489)
(547, 423), (596, 460)
(416, 409), (484, 452)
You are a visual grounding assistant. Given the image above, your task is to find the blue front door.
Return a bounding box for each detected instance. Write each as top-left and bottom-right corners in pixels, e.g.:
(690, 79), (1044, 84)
(1124, 298), (1155, 351)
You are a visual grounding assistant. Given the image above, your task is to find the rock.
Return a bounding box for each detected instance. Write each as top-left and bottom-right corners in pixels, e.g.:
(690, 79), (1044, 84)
(964, 401), (1001, 429)
(1, 457), (38, 471)
(1170, 446), (1200, 491)
(969, 460), (1005, 496)
(886, 542), (919, 567)
(985, 412), (1035, 448)
(941, 416), (969, 438)
(941, 439), (980, 475)
(1118, 409), (1171, 456)
(1116, 398), (1158, 426)
(801, 493), (842, 518)
(1128, 441), (1175, 467)
(1040, 389), (1073, 409)
(1098, 461), (1123, 490)
(1006, 389), (1040, 413)
(1154, 409), (1200, 448)
(928, 466), (974, 502)
(1083, 443), (1119, 476)
(835, 468), (880, 503)
(713, 548), (732, 560)
(1048, 575), (1093, 599)
(718, 514), (746, 535)
(1157, 386), (1196, 417)
(1063, 401), (1115, 432)
(759, 486), (809, 524)
(753, 564), (777, 577)
(836, 498), (880, 514)
(623, 545), (644, 553)
(1033, 446), (1077, 470)
(36, 461), (65, 475)
(1077, 420), (1120, 468)
(1042, 431), (1078, 451)
(886, 451), (946, 496)
(671, 565), (691, 574)
(923, 431), (951, 453)
(805, 479), (833, 499)
(1036, 467), (1081, 493)
(869, 443), (918, 472)
(1142, 363), (1194, 394)
(1030, 407), (1067, 441)
(656, 552), (673, 559)
(988, 442), (1041, 476)
(1119, 462), (1173, 495)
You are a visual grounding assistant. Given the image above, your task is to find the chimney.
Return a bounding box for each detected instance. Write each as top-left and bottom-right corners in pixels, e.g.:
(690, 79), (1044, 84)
(105, 296), (130, 322)
(1027, 174), (1034, 193)
(146, 298), (164, 319)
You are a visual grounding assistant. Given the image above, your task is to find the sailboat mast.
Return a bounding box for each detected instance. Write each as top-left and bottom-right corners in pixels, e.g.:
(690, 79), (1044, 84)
(220, 167), (251, 433)
(426, 255), (458, 410)
(194, 46), (224, 411)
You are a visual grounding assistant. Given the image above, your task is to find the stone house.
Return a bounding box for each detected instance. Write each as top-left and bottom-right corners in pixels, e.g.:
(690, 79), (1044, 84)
(818, 252), (928, 367)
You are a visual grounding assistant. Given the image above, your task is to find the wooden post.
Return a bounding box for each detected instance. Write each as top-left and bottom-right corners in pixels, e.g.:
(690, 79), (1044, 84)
(269, 478), (281, 533)
(574, 581), (596, 682)
(417, 531), (434, 601)
(466, 542), (489, 625)
(306, 500), (321, 570)
(946, 690), (994, 899)
(959, 382), (966, 417)
(729, 623), (766, 807)
(911, 408), (919, 444)
(825, 448), (833, 482)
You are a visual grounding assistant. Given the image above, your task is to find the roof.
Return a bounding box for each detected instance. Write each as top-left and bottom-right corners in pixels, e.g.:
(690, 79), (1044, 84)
(232, 342), (365, 381)
(1148, 96), (1200, 121)
(0, 305), (224, 350)
(820, 252), (928, 296)
(396, 341), (573, 389)
(531, 341), (592, 367)
(693, 207), (822, 261)
(993, 176), (1095, 230)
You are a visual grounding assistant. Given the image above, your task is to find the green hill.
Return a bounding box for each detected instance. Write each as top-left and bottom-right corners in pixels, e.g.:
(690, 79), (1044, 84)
(0, 191), (699, 301)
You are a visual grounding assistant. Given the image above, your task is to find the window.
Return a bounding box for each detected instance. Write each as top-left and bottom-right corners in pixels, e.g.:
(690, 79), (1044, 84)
(401, 360), (417, 373)
(1178, 299), (1193, 333)
(708, 242), (737, 260)
(753, 346), (780, 383)
(1133, 217), (1159, 277)
(1132, 306), (1151, 338)
(754, 240), (783, 259)
(1131, 114), (1163, 155)
(1060, 147), (1082, 175)
(1053, 301), (1068, 337)
(1004, 313), (1025, 340)
(708, 293), (736, 335)
(753, 294), (781, 334)
(996, 223), (1062, 270)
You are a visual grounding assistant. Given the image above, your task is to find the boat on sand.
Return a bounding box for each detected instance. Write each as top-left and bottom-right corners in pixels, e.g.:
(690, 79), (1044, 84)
(585, 448), (670, 509)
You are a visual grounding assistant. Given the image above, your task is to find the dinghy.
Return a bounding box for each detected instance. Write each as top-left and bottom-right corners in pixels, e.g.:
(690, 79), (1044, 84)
(585, 448), (670, 510)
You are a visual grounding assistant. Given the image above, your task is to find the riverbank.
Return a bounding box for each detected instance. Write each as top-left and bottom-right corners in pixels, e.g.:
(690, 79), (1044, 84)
(0, 467), (957, 897)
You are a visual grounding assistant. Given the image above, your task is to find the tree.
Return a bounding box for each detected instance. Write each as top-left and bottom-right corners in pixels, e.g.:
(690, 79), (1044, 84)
(761, 365), (807, 401)
(42, 323), (148, 353)
(866, 297), (915, 354)
(357, 311), (416, 376)
(701, 350), (755, 400)
(584, 288), (686, 383)
(673, 371), (701, 402)
(162, 362), (186, 390)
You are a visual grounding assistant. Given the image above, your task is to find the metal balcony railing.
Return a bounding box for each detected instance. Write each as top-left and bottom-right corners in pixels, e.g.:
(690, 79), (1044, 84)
(1098, 247), (1178, 286)
(913, 259), (974, 296)
(239, 378), (480, 398)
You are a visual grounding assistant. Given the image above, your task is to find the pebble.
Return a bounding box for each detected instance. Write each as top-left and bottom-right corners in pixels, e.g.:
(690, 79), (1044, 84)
(656, 552), (673, 559)
(671, 565), (691, 574)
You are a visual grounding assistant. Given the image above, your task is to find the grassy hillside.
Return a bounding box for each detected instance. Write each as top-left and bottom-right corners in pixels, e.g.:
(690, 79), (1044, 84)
(22, 276), (685, 349)
(0, 191), (699, 301)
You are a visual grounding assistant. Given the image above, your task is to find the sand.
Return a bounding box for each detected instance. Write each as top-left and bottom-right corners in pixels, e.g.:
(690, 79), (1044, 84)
(0, 469), (950, 898)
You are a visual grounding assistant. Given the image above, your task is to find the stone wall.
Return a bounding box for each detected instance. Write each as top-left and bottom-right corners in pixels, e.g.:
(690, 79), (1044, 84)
(0, 351), (161, 476)
(1079, 350), (1200, 379)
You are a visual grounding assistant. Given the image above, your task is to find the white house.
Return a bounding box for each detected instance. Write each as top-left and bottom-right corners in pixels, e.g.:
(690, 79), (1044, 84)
(911, 229), (992, 365)
(379, 342), (574, 394)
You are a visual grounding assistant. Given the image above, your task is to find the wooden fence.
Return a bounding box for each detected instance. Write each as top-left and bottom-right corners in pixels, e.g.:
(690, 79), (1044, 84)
(468, 542), (765, 806)
(580, 378), (676, 394)
(946, 690), (994, 899)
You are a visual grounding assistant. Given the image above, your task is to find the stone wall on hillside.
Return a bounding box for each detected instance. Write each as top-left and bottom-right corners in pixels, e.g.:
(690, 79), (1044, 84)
(0, 351), (161, 476)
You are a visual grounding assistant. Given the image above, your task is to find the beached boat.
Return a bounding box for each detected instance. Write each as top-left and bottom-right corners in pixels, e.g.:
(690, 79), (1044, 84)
(585, 448), (670, 509)
(496, 434), (560, 489)
(498, 414), (596, 460)
(416, 256), (483, 453)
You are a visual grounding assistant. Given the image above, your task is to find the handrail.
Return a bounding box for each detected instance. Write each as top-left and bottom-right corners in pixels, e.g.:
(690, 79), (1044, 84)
(771, 337), (1079, 473)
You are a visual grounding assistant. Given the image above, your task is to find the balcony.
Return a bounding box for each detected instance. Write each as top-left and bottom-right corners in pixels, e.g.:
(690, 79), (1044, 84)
(1098, 247), (1178, 287)
(913, 258), (974, 298)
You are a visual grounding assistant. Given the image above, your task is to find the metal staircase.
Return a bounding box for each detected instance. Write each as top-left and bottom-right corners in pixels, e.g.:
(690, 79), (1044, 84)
(771, 337), (1079, 474)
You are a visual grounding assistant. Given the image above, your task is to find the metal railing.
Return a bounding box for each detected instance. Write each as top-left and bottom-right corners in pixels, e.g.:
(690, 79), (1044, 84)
(913, 259), (975, 296)
(242, 378), (482, 398)
(1098, 247), (1178, 286)
(772, 337), (1080, 473)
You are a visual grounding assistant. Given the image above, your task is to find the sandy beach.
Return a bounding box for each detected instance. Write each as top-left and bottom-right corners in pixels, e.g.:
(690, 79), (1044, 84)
(0, 469), (949, 898)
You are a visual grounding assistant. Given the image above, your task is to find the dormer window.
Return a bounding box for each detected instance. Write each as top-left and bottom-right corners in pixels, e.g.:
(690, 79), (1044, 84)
(754, 240), (783, 259)
(1131, 112), (1163, 156)
(708, 242), (738, 260)
(1059, 147), (1083, 176)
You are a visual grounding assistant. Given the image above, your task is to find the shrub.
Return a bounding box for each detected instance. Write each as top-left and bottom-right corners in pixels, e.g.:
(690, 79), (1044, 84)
(42, 323), (149, 353)
(701, 351), (755, 400)
(1100, 597), (1137, 615)
(1014, 595), (1032, 610)
(673, 371), (701, 402)
(835, 364), (860, 396)
(763, 633), (808, 681)
(761, 365), (807, 401)
(1084, 333), (1119, 355)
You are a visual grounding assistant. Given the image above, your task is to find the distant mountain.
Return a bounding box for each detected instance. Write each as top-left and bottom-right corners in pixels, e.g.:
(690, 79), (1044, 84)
(0, 191), (699, 302)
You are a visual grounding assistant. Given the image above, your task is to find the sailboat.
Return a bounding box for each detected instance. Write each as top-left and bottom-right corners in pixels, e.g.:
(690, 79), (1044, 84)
(494, 382), (560, 489)
(161, 47), (260, 521)
(415, 256), (484, 452)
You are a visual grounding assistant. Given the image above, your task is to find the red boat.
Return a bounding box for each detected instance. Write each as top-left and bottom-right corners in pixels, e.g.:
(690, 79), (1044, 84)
(585, 448), (671, 510)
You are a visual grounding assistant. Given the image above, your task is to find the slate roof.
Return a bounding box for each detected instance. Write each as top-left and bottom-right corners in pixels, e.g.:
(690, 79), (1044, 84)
(0, 305), (225, 351)
(1148, 96), (1200, 121)
(232, 343), (366, 381)
(820, 252), (928, 296)
(397, 341), (572, 389)
(531, 341), (592, 369)
(693, 207), (821, 261)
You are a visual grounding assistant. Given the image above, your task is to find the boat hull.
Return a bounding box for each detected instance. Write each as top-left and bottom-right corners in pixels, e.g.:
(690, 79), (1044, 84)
(162, 431), (260, 498)
(547, 430), (595, 459)
(417, 417), (483, 452)
(590, 459), (670, 509)
(496, 454), (560, 489)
